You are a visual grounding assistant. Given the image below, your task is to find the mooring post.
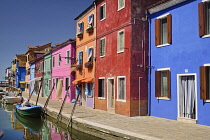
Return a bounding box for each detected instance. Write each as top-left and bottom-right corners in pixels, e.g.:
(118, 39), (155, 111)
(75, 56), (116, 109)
(56, 86), (70, 123)
(42, 83), (55, 116)
(35, 81), (43, 106)
(67, 91), (80, 128)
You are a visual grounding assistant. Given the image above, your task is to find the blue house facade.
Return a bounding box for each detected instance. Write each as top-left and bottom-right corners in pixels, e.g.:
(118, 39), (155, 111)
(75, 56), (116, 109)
(15, 58), (26, 91)
(15, 65), (26, 91)
(29, 62), (35, 94)
(148, 0), (210, 126)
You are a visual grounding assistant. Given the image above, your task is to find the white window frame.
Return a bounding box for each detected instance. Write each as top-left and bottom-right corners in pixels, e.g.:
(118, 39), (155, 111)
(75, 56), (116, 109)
(100, 3), (106, 21)
(88, 13), (94, 28)
(100, 37), (106, 58)
(66, 50), (70, 65)
(118, 0), (125, 11)
(98, 77), (105, 99)
(77, 21), (84, 34)
(156, 68), (170, 100)
(156, 13), (171, 48)
(117, 76), (126, 102)
(117, 29), (125, 53)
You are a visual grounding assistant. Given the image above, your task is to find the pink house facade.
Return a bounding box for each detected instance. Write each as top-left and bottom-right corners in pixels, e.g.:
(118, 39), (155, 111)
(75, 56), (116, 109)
(51, 39), (76, 102)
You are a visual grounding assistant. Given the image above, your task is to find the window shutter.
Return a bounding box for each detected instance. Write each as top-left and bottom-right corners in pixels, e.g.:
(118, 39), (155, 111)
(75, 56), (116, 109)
(200, 66), (208, 99)
(155, 71), (161, 97)
(198, 2), (206, 37)
(167, 14), (172, 44)
(155, 19), (161, 46)
(166, 70), (171, 98)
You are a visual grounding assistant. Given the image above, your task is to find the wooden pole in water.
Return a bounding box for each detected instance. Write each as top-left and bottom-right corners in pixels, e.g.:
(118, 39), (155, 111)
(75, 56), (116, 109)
(56, 86), (70, 123)
(35, 80), (43, 106)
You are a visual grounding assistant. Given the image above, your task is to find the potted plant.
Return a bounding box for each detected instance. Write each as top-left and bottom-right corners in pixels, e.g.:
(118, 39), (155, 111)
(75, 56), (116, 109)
(84, 62), (93, 68)
(86, 26), (94, 33)
(76, 64), (82, 70)
(77, 32), (83, 38)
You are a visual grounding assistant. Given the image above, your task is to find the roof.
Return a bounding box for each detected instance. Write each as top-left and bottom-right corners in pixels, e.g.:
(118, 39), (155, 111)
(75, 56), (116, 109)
(52, 38), (76, 52)
(147, 0), (189, 14)
(16, 54), (26, 57)
(25, 42), (52, 54)
(74, 3), (94, 20)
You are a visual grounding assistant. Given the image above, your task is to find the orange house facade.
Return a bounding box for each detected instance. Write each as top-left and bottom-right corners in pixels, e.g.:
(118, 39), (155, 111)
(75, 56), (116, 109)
(73, 4), (95, 108)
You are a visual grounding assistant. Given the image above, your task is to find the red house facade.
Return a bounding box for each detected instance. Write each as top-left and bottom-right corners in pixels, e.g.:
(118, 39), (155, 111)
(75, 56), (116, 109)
(95, 0), (157, 116)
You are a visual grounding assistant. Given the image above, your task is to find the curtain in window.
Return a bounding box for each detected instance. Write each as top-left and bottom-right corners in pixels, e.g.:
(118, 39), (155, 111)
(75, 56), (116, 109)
(88, 14), (94, 27)
(179, 76), (195, 119)
(78, 22), (84, 33)
(119, 78), (125, 99)
(100, 39), (105, 56)
(87, 48), (93, 62)
(119, 0), (124, 9)
(119, 32), (124, 51)
(78, 52), (83, 65)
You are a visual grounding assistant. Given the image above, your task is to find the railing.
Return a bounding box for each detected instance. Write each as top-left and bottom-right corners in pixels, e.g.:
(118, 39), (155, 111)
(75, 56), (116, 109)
(0, 81), (9, 87)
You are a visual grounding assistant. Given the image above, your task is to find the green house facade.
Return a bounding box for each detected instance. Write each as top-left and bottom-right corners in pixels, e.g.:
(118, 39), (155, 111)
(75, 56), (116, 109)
(43, 52), (52, 97)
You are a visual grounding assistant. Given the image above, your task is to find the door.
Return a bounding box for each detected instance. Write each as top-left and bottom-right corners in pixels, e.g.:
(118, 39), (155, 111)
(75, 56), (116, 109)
(179, 76), (196, 119)
(107, 79), (114, 111)
(82, 84), (86, 106)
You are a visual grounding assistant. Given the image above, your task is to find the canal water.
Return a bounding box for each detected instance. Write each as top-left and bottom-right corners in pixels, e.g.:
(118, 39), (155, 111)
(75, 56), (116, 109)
(0, 102), (104, 140)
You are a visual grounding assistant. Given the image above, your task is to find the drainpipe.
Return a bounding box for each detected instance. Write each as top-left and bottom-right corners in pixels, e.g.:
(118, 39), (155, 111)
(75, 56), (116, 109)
(139, 77), (143, 116)
(147, 11), (152, 116)
(93, 1), (97, 109)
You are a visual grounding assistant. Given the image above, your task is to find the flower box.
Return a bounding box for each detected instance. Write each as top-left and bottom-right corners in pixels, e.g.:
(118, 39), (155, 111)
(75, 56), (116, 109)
(86, 26), (94, 33)
(84, 62), (93, 68)
(77, 32), (83, 38)
(76, 64), (82, 70)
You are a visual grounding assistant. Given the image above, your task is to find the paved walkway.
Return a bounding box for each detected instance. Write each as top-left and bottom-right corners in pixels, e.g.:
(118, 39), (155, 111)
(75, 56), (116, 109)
(22, 92), (210, 140)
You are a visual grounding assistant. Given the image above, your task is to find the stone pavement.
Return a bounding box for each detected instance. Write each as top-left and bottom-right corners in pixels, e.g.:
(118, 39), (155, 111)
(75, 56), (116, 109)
(22, 92), (210, 140)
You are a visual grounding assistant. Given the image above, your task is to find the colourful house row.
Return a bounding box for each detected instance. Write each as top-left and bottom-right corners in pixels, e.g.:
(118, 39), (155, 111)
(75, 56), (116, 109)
(5, 0), (210, 126)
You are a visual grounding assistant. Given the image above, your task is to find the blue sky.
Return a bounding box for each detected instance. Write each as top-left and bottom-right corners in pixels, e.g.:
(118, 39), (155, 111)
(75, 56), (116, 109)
(0, 0), (93, 80)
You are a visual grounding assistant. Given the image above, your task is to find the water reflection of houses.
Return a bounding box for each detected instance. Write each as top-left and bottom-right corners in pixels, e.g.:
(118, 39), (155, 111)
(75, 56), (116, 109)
(10, 111), (24, 132)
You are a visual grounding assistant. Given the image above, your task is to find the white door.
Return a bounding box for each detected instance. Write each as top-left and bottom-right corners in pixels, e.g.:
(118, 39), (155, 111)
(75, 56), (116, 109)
(179, 75), (196, 119)
(107, 78), (114, 112)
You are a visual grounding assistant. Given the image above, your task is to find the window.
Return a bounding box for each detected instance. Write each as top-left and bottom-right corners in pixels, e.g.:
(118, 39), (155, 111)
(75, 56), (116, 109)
(100, 3), (106, 20)
(58, 53), (61, 67)
(200, 66), (210, 99)
(85, 83), (93, 96)
(118, 30), (125, 53)
(78, 51), (83, 65)
(155, 14), (172, 46)
(87, 48), (93, 62)
(199, 1), (210, 36)
(88, 14), (94, 27)
(100, 38), (105, 57)
(48, 79), (51, 91)
(66, 50), (70, 65)
(44, 60), (46, 71)
(98, 78), (105, 97)
(52, 56), (55, 68)
(78, 21), (84, 34)
(118, 0), (125, 10)
(155, 70), (171, 98)
(117, 77), (126, 100)
(65, 77), (69, 91)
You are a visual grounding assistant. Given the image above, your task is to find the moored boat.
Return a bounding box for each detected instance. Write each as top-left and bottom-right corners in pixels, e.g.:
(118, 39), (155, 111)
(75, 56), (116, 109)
(15, 112), (44, 133)
(15, 104), (43, 117)
(2, 96), (23, 104)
